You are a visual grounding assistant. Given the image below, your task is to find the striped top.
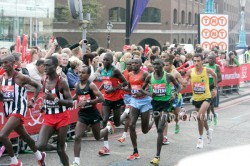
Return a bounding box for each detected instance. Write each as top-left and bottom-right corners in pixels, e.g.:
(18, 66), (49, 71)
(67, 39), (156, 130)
(1, 71), (27, 117)
(43, 76), (66, 114)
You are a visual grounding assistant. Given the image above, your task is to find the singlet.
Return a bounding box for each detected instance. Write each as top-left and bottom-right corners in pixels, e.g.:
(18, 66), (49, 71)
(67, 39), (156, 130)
(205, 64), (217, 85)
(190, 67), (211, 101)
(43, 76), (67, 114)
(75, 81), (96, 112)
(149, 70), (172, 101)
(122, 69), (131, 95)
(1, 71), (27, 117)
(128, 70), (145, 98)
(101, 66), (122, 101)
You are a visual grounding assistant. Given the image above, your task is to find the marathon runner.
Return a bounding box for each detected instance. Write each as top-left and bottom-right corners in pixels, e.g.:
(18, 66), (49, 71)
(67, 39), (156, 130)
(71, 65), (115, 166)
(37, 56), (73, 166)
(126, 58), (154, 161)
(99, 52), (128, 155)
(186, 53), (217, 149)
(143, 58), (180, 165)
(0, 54), (46, 166)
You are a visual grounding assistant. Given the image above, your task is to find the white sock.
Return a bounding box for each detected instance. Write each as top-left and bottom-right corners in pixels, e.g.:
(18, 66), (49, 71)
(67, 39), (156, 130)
(106, 125), (111, 131)
(199, 135), (203, 139)
(124, 108), (130, 114)
(104, 141), (109, 149)
(206, 129), (210, 134)
(123, 132), (127, 138)
(34, 150), (42, 160)
(10, 156), (18, 164)
(74, 157), (80, 165)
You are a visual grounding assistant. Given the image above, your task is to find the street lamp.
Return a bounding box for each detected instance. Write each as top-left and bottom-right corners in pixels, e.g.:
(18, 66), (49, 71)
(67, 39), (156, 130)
(236, 0), (247, 49)
(106, 21), (113, 49)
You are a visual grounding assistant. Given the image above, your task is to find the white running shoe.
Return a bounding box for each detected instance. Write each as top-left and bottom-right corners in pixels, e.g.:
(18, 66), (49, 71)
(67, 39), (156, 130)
(207, 128), (213, 144)
(196, 138), (204, 149)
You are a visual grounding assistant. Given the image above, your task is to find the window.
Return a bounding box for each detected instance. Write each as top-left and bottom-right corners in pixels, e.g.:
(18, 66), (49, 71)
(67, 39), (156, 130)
(181, 10), (185, 24)
(194, 13), (198, 25)
(188, 38), (192, 44)
(109, 7), (126, 22)
(173, 9), (178, 24)
(188, 12), (192, 25)
(140, 7), (161, 22)
(181, 38), (185, 43)
(173, 39), (177, 44)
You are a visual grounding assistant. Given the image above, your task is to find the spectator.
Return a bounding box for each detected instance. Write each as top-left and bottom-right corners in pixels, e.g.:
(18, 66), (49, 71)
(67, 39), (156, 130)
(82, 53), (100, 81)
(244, 46), (250, 63)
(67, 58), (82, 88)
(72, 46), (83, 60)
(61, 53), (69, 75)
(10, 44), (16, 53)
(96, 47), (106, 56)
(26, 59), (45, 91)
(227, 51), (239, 67)
(173, 52), (183, 68)
(30, 49), (39, 63)
(13, 53), (29, 75)
(62, 48), (72, 57)
(0, 47), (8, 57)
(220, 51), (228, 66)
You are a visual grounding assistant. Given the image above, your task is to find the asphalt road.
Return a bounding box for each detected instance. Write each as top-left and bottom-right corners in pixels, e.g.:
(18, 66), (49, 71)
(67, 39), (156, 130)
(1, 95), (250, 166)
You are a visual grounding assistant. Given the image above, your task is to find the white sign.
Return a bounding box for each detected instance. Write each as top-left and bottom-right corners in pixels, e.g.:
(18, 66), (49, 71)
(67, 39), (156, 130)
(199, 14), (229, 52)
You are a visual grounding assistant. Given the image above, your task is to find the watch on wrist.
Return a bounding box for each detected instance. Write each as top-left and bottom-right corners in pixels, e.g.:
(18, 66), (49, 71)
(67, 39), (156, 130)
(54, 97), (60, 104)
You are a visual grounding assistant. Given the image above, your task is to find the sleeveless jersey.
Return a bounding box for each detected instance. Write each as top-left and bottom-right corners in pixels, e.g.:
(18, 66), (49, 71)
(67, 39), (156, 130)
(205, 64), (217, 85)
(190, 67), (211, 101)
(149, 71), (172, 101)
(169, 69), (182, 99)
(75, 81), (97, 111)
(122, 69), (131, 95)
(1, 71), (27, 117)
(128, 70), (145, 98)
(43, 76), (67, 114)
(101, 66), (122, 101)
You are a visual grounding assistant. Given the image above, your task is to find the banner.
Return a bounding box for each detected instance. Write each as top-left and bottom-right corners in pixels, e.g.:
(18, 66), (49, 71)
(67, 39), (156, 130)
(15, 36), (21, 53)
(21, 34), (28, 63)
(130, 0), (149, 35)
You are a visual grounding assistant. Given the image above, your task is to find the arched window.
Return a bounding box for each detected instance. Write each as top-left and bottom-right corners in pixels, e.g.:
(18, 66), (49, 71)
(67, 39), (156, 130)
(194, 39), (198, 46)
(181, 38), (185, 43)
(109, 7), (126, 22)
(181, 10), (185, 24)
(140, 7), (161, 22)
(188, 38), (192, 44)
(188, 12), (192, 25)
(173, 9), (178, 24)
(173, 39), (177, 44)
(194, 13), (198, 25)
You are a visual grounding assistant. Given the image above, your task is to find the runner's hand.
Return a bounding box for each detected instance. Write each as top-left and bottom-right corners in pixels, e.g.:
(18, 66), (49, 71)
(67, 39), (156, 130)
(39, 105), (45, 113)
(105, 88), (114, 94)
(211, 89), (217, 98)
(77, 101), (87, 108)
(28, 100), (34, 108)
(44, 91), (55, 101)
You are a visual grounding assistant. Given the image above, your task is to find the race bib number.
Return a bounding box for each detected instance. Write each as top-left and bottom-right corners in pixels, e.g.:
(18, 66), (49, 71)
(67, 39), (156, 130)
(193, 82), (205, 94)
(152, 84), (166, 96)
(103, 77), (113, 90)
(131, 85), (141, 95)
(45, 94), (59, 108)
(78, 94), (91, 101)
(2, 85), (14, 102)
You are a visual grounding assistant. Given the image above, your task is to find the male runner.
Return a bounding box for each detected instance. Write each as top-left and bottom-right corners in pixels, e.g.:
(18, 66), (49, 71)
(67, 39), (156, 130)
(126, 58), (154, 161)
(164, 59), (186, 138)
(37, 56), (73, 166)
(71, 65), (115, 166)
(186, 53), (217, 149)
(118, 59), (132, 143)
(0, 54), (46, 166)
(99, 52), (128, 155)
(143, 58), (180, 165)
(206, 54), (222, 125)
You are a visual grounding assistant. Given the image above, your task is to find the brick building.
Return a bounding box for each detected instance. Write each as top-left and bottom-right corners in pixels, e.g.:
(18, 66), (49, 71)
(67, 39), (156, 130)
(54, 0), (248, 51)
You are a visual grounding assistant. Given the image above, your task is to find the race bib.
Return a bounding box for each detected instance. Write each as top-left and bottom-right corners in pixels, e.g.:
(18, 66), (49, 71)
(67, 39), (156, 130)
(2, 85), (14, 102)
(193, 82), (205, 94)
(45, 93), (59, 108)
(152, 83), (166, 96)
(78, 94), (91, 101)
(103, 77), (113, 90)
(131, 85), (141, 95)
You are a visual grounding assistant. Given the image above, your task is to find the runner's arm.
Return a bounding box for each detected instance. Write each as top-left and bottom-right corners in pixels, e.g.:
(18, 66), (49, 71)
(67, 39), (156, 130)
(216, 65), (222, 83)
(21, 74), (41, 101)
(140, 74), (153, 97)
(89, 82), (104, 104)
(58, 78), (73, 107)
(114, 69), (128, 88)
(175, 71), (186, 91)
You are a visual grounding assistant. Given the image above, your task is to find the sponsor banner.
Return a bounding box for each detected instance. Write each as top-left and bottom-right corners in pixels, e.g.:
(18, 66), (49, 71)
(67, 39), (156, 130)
(199, 14), (228, 53)
(219, 66), (240, 86)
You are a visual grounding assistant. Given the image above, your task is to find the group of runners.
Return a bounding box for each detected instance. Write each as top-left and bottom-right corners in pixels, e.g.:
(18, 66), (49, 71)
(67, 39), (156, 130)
(0, 50), (221, 166)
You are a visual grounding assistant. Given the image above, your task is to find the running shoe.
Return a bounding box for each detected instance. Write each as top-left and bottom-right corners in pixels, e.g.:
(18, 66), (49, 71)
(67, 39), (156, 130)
(214, 113), (218, 125)
(196, 138), (204, 149)
(37, 152), (46, 166)
(70, 161), (79, 166)
(65, 143), (67, 152)
(107, 121), (116, 134)
(127, 153), (140, 160)
(207, 128), (213, 144)
(150, 156), (160, 165)
(174, 124), (180, 134)
(117, 136), (126, 143)
(98, 146), (110, 156)
(10, 160), (22, 166)
(162, 136), (169, 145)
